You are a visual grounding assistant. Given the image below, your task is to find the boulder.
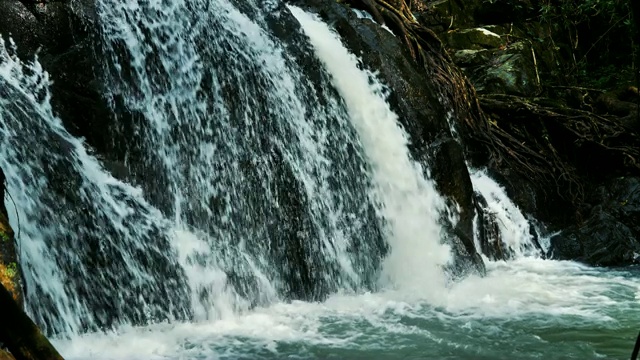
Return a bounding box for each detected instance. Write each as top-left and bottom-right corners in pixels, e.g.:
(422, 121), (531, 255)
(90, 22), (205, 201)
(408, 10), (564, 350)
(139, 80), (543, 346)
(549, 177), (640, 266)
(416, 0), (481, 31)
(452, 40), (541, 96)
(443, 27), (505, 50)
(0, 0), (115, 159)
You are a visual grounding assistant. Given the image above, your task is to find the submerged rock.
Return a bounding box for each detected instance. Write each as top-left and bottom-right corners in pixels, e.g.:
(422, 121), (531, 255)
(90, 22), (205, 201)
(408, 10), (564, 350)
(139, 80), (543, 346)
(550, 177), (640, 266)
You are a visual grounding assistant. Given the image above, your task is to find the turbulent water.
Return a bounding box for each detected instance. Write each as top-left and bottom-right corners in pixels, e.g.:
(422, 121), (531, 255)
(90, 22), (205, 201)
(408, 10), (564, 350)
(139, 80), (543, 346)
(53, 261), (640, 360)
(0, 0), (639, 359)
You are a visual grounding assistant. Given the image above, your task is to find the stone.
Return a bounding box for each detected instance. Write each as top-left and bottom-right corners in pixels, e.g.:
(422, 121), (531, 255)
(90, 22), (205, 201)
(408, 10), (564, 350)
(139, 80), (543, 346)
(0, 0), (116, 159)
(443, 27), (505, 50)
(454, 41), (542, 96)
(0, 171), (21, 306)
(549, 177), (640, 266)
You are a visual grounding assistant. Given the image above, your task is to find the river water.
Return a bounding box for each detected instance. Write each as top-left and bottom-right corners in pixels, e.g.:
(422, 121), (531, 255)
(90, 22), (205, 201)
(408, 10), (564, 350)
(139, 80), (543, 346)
(0, 0), (639, 359)
(54, 260), (640, 359)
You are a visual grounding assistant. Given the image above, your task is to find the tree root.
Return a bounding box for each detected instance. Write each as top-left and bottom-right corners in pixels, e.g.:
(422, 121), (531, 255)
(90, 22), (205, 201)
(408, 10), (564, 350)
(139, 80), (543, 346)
(339, 0), (640, 218)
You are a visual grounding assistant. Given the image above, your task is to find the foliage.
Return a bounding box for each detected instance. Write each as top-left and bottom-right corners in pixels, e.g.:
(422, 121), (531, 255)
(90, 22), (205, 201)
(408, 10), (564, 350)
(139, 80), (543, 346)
(538, 0), (635, 88)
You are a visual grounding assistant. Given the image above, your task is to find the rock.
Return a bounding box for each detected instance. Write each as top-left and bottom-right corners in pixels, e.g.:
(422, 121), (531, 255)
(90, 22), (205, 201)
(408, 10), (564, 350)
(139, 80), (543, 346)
(549, 177), (640, 266)
(474, 191), (505, 261)
(416, 0), (481, 31)
(0, 279), (64, 360)
(0, 171), (21, 306)
(443, 27), (505, 50)
(0, 349), (13, 360)
(452, 41), (542, 96)
(0, 0), (116, 161)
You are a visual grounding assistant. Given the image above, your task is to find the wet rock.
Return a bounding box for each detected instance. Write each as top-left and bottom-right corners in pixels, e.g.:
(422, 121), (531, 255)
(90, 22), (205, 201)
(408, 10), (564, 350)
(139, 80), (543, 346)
(0, 0), (115, 160)
(0, 170), (21, 306)
(443, 27), (505, 50)
(549, 177), (640, 266)
(452, 41), (541, 96)
(474, 192), (505, 261)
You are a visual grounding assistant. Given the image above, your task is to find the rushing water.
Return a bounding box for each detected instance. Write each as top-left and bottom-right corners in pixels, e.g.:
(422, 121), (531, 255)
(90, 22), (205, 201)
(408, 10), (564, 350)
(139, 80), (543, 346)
(54, 260), (640, 360)
(0, 1), (639, 359)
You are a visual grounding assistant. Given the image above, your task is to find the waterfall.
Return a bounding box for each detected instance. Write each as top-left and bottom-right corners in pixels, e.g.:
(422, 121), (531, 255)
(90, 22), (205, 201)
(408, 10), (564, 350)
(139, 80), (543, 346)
(96, 0), (389, 318)
(289, 7), (453, 292)
(0, 39), (189, 335)
(470, 168), (546, 260)
(1, 0), (470, 338)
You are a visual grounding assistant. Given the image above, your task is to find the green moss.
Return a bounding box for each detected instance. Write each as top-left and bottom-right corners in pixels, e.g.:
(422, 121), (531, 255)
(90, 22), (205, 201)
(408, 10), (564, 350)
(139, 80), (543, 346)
(5, 263), (16, 279)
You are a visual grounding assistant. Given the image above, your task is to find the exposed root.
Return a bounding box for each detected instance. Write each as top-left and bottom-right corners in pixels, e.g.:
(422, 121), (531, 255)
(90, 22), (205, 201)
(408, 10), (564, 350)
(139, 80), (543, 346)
(340, 0), (640, 215)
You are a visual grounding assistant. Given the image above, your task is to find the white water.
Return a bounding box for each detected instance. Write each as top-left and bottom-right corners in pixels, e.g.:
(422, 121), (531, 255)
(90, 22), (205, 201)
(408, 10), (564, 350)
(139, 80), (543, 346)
(470, 168), (545, 258)
(0, 39), (190, 334)
(96, 0), (386, 319)
(290, 6), (452, 295)
(53, 258), (640, 359)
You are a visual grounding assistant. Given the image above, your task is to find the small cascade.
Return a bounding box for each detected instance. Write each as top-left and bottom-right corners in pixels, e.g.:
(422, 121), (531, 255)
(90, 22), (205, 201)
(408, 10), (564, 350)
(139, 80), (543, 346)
(470, 169), (545, 260)
(291, 7), (453, 292)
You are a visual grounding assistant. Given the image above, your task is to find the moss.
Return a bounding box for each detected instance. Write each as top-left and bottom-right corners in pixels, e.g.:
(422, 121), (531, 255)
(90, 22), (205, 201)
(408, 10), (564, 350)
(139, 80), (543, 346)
(0, 262), (18, 302)
(0, 349), (14, 360)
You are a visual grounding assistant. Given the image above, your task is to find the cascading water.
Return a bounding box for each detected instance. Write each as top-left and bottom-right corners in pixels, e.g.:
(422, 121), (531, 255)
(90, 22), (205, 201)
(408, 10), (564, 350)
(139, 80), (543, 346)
(1, 2), (640, 359)
(0, 39), (189, 334)
(470, 168), (546, 260)
(95, 0), (389, 318)
(289, 7), (452, 293)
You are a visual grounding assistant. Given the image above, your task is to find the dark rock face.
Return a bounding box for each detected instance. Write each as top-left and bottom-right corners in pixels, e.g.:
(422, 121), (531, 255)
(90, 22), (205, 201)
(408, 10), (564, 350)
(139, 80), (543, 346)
(291, 0), (485, 276)
(0, 0), (113, 158)
(549, 177), (640, 266)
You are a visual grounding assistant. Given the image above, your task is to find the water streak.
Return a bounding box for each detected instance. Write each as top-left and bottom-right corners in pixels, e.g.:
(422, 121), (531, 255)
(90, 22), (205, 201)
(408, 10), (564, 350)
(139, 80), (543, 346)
(290, 7), (452, 295)
(0, 39), (188, 334)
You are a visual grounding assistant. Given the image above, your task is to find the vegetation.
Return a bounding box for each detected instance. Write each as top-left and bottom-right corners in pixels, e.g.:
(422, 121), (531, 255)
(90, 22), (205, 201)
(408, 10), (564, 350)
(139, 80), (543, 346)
(0, 261), (18, 299)
(537, 0), (637, 88)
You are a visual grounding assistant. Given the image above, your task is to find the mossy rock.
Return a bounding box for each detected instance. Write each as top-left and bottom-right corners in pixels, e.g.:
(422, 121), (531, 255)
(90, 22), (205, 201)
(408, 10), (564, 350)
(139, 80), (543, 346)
(443, 27), (505, 50)
(420, 0), (481, 30)
(0, 349), (14, 360)
(0, 209), (20, 305)
(454, 41), (542, 96)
